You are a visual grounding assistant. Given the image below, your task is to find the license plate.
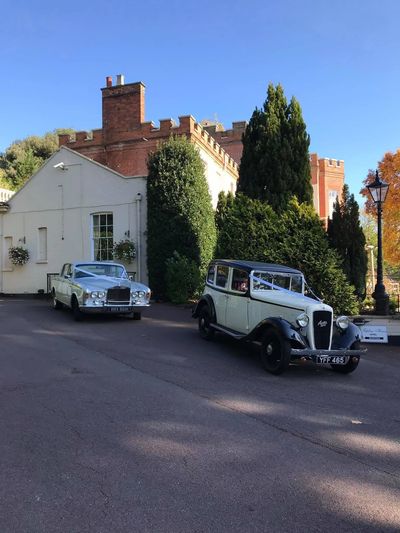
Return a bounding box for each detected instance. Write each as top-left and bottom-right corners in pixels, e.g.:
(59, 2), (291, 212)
(317, 355), (347, 365)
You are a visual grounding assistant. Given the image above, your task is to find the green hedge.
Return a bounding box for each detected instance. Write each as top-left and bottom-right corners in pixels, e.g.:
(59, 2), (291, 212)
(147, 136), (216, 299)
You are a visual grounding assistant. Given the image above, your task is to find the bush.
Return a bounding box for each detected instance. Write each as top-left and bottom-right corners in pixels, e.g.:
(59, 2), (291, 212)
(389, 297), (399, 315)
(8, 246), (29, 266)
(216, 195), (359, 315)
(360, 296), (374, 313)
(165, 252), (202, 304)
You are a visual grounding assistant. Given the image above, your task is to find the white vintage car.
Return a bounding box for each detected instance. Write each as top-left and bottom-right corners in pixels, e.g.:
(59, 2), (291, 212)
(193, 260), (365, 375)
(51, 262), (151, 321)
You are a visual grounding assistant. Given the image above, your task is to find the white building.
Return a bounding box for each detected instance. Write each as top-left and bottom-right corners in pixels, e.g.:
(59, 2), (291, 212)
(0, 147), (147, 294)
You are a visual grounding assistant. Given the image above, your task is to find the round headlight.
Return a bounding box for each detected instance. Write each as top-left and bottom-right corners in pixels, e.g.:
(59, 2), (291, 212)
(97, 291), (106, 299)
(336, 315), (350, 330)
(296, 312), (309, 328)
(90, 291), (98, 298)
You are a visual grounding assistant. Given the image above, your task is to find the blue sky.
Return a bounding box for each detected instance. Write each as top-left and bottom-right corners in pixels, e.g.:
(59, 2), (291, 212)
(1, 0), (399, 205)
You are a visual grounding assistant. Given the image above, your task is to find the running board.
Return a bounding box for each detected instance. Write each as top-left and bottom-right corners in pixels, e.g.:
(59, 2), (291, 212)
(211, 323), (246, 339)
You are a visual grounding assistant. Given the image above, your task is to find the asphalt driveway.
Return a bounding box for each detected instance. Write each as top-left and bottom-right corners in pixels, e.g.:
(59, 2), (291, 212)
(1, 298), (399, 532)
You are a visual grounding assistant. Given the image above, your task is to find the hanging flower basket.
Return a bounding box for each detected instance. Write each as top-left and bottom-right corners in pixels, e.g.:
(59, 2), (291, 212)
(113, 239), (136, 263)
(9, 246), (30, 266)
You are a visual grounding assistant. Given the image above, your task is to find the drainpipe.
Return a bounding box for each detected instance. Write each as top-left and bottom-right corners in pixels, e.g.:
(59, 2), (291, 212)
(0, 212), (3, 293)
(135, 192), (142, 282)
(0, 205), (10, 293)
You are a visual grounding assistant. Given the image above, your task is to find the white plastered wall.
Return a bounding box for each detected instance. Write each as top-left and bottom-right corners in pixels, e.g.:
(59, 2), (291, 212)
(0, 147), (147, 294)
(197, 146), (237, 208)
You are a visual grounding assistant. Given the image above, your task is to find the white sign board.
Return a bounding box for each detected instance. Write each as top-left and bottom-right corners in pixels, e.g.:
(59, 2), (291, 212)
(360, 325), (388, 343)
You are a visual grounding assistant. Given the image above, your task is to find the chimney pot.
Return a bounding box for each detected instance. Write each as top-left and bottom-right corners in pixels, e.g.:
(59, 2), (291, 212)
(116, 74), (125, 86)
(106, 76), (112, 88)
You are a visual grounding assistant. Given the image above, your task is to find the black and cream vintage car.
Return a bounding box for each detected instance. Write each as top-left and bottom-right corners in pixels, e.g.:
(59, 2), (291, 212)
(51, 262), (151, 321)
(193, 260), (365, 375)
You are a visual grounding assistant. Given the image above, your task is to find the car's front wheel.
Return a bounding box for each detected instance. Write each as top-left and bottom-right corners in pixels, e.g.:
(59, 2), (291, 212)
(260, 330), (291, 375)
(71, 296), (84, 322)
(198, 307), (215, 340)
(330, 341), (360, 374)
(52, 290), (62, 310)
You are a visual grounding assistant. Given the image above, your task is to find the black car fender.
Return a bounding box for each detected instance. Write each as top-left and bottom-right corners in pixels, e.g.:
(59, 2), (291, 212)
(192, 295), (217, 322)
(247, 317), (305, 347)
(331, 322), (362, 350)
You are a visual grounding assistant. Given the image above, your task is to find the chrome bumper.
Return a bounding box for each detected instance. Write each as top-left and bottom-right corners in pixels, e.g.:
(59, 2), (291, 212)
(81, 304), (150, 314)
(291, 347), (366, 364)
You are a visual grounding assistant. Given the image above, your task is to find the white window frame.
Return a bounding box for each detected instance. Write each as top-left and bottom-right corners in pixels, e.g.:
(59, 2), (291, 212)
(37, 227), (48, 263)
(91, 212), (114, 261)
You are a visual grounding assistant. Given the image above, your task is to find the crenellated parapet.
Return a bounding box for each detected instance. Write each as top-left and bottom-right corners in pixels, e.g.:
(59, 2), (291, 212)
(58, 115), (239, 176)
(203, 120), (247, 139)
(57, 75), (240, 181)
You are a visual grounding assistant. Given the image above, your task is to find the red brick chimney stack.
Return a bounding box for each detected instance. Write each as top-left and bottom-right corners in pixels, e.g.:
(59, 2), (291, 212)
(101, 75), (145, 143)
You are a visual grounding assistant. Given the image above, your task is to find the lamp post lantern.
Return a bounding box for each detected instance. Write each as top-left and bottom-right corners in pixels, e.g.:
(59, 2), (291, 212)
(366, 170), (390, 315)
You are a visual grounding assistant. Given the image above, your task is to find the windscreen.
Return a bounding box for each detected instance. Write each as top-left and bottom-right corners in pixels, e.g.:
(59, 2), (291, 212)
(252, 271), (303, 294)
(75, 264), (127, 279)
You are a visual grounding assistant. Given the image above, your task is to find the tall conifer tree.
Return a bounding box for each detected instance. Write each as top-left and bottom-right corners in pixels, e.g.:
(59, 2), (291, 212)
(328, 185), (368, 300)
(238, 84), (313, 213)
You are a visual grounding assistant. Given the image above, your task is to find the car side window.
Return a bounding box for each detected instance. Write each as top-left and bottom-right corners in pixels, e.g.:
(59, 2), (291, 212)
(231, 269), (249, 293)
(207, 265), (216, 285)
(215, 265), (229, 288)
(62, 264), (72, 278)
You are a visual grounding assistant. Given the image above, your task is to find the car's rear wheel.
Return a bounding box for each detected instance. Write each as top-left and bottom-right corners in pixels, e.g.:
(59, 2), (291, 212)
(52, 290), (62, 310)
(260, 330), (291, 375)
(71, 296), (84, 322)
(198, 307), (215, 340)
(330, 341), (360, 374)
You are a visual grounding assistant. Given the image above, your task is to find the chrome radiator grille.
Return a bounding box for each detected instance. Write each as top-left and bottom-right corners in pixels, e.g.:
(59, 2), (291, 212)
(312, 310), (333, 349)
(107, 287), (130, 304)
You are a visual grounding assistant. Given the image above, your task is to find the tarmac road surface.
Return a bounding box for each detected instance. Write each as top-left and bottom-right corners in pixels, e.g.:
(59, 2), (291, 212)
(1, 299), (399, 532)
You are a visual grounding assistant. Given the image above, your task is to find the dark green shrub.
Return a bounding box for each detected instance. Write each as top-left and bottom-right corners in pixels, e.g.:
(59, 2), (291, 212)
(216, 195), (359, 315)
(147, 136), (216, 299)
(165, 252), (202, 304)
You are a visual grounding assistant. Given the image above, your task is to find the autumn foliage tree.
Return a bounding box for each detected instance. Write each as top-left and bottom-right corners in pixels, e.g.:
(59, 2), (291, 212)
(361, 150), (400, 267)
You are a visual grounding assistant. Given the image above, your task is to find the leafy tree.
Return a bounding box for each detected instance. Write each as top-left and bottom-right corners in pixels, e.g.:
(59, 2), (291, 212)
(147, 136), (216, 299)
(216, 195), (359, 315)
(0, 129), (74, 190)
(237, 83), (313, 212)
(327, 185), (367, 300)
(361, 149), (400, 267)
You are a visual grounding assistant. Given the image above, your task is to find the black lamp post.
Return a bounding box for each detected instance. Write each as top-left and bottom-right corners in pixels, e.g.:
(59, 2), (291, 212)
(367, 170), (390, 315)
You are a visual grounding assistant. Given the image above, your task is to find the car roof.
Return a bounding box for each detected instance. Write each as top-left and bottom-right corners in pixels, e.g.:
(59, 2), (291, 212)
(211, 259), (303, 275)
(73, 261), (124, 267)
